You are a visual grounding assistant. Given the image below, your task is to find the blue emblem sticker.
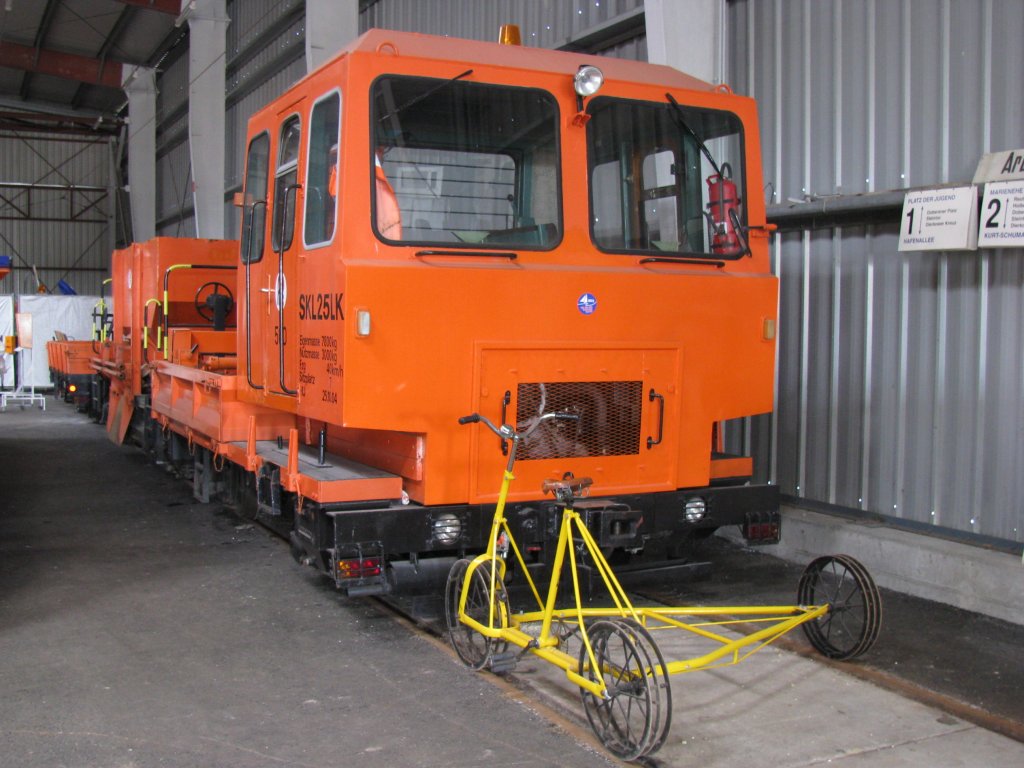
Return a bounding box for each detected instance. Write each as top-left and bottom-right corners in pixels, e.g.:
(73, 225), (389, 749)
(577, 292), (597, 315)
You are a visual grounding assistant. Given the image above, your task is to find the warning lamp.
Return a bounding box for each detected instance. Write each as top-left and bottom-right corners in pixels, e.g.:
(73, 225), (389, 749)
(68, 384), (77, 393)
(498, 24), (521, 45)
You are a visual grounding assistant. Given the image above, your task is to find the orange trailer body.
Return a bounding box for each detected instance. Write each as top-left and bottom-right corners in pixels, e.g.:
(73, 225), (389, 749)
(99, 238), (238, 443)
(133, 29), (779, 594)
(47, 339), (95, 406)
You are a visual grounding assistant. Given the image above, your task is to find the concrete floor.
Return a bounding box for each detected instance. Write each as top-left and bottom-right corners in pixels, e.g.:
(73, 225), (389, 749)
(0, 405), (615, 768)
(3, 403), (1023, 767)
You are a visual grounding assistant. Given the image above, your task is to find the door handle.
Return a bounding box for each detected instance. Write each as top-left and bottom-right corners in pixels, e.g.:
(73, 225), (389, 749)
(646, 389), (665, 450)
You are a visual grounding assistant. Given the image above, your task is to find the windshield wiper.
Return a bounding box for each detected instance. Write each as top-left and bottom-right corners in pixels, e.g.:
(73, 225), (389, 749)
(665, 92), (722, 177)
(378, 69), (474, 124)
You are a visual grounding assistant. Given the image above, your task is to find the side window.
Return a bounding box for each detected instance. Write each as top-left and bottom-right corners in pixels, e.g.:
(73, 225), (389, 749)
(304, 91), (341, 248)
(240, 132), (270, 263)
(271, 115), (301, 252)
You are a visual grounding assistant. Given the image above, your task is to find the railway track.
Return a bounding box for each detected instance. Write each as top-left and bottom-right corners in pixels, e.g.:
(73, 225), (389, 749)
(232, 499), (1024, 750)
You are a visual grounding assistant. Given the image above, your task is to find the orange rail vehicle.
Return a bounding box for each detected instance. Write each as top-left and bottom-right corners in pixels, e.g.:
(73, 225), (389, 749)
(130, 29), (780, 595)
(46, 337), (94, 409)
(94, 238), (239, 444)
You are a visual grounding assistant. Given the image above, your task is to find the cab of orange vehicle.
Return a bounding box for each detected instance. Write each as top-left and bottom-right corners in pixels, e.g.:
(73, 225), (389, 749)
(235, 29), (779, 591)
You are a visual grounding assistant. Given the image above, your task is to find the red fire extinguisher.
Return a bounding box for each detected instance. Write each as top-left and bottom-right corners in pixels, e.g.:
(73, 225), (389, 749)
(706, 162), (740, 254)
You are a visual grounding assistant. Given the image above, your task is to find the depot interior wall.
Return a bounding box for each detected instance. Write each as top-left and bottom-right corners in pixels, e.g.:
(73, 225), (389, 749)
(0, 132), (114, 296)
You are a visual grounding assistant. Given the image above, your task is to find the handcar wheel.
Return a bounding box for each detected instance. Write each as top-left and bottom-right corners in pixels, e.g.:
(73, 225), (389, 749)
(798, 554), (882, 660)
(617, 619), (672, 757)
(444, 558), (509, 671)
(578, 619), (657, 761)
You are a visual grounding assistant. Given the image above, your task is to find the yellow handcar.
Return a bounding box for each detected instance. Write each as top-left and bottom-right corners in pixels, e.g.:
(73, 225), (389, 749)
(448, 411), (882, 761)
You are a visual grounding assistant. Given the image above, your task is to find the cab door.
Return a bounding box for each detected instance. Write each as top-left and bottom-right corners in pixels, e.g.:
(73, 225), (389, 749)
(239, 131), (270, 394)
(266, 109), (305, 400)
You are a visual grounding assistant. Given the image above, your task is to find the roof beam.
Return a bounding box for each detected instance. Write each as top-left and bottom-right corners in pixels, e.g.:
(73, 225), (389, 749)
(0, 40), (124, 90)
(114, 0), (182, 14)
(19, 0), (63, 101)
(99, 6), (138, 65)
(0, 108), (122, 136)
(71, 4), (137, 108)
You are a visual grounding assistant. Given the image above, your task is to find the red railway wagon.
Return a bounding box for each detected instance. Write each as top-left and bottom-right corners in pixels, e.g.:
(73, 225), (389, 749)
(120, 28), (779, 595)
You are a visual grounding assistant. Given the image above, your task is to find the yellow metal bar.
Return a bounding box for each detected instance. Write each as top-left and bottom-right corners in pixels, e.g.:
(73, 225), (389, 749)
(458, 615), (605, 697)
(571, 512), (639, 620)
(95, 278), (113, 343)
(502, 518), (544, 610)
(537, 505), (573, 643)
(565, 510), (604, 690)
(162, 287), (169, 356)
(459, 466), (516, 633)
(143, 298), (161, 350)
(641, 605), (819, 617)
(660, 604), (829, 675)
(162, 264), (193, 357)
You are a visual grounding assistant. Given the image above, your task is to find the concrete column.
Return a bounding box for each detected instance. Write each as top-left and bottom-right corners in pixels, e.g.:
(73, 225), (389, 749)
(123, 66), (157, 242)
(305, 0), (359, 72)
(182, 0), (228, 239)
(644, 0), (726, 84)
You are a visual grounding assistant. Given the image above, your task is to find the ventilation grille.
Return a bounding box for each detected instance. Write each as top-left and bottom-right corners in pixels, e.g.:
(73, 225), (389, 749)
(516, 381), (643, 460)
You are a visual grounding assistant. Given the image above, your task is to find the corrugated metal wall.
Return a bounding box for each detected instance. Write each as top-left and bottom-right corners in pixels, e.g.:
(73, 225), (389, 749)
(361, 0), (644, 50)
(728, 0), (1024, 545)
(0, 132), (113, 295)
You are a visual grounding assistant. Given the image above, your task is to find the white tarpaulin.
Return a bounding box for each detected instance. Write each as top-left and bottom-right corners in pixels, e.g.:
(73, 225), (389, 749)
(0, 295), (13, 388)
(16, 295), (102, 388)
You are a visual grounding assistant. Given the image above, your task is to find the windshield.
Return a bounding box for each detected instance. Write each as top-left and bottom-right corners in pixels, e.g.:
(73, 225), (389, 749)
(587, 96), (746, 258)
(371, 76), (561, 248)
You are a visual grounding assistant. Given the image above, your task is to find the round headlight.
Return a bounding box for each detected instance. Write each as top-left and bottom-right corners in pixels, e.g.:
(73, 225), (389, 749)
(684, 498), (707, 524)
(574, 65), (605, 97)
(432, 513), (462, 546)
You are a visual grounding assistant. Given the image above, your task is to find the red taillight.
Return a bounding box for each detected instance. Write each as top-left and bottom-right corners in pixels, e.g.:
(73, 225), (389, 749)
(743, 512), (782, 545)
(336, 556), (381, 580)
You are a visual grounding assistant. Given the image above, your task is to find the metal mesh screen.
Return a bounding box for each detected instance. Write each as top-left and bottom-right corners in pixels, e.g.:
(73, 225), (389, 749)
(516, 381), (643, 460)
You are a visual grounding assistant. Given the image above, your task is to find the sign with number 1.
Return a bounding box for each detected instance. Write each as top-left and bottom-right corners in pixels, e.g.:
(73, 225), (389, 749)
(898, 186), (978, 252)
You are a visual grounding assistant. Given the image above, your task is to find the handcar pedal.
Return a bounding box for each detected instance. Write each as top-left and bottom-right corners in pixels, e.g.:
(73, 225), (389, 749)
(489, 650), (519, 675)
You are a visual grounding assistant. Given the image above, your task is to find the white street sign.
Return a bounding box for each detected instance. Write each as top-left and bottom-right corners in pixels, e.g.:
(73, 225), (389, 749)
(898, 186), (978, 252)
(978, 180), (1024, 248)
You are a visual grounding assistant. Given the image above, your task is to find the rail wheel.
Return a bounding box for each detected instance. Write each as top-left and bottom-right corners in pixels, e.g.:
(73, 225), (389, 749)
(444, 558), (509, 670)
(578, 619), (658, 761)
(618, 619), (672, 757)
(798, 554), (882, 660)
